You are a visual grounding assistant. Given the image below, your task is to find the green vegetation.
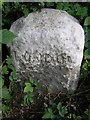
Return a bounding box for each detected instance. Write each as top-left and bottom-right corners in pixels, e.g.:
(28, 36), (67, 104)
(24, 77), (41, 105)
(42, 101), (68, 119)
(0, 55), (41, 116)
(42, 96), (90, 120)
(0, 55), (18, 115)
(0, 29), (17, 44)
(0, 2), (90, 120)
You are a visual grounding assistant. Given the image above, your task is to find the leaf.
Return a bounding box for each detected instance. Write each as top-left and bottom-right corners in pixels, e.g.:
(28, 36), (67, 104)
(62, 106), (67, 114)
(84, 110), (89, 115)
(29, 86), (34, 92)
(24, 86), (30, 93)
(23, 8), (29, 17)
(7, 65), (14, 71)
(35, 82), (41, 89)
(56, 3), (63, 10)
(2, 65), (9, 75)
(74, 3), (80, 10)
(26, 95), (30, 104)
(29, 93), (34, 98)
(82, 62), (87, 70)
(6, 56), (12, 65)
(67, 9), (75, 16)
(32, 7), (37, 12)
(73, 114), (76, 119)
(51, 114), (56, 119)
(84, 48), (90, 59)
(2, 104), (9, 115)
(84, 105), (90, 116)
(48, 108), (53, 114)
(57, 102), (62, 110)
(50, 100), (56, 108)
(0, 77), (4, 88)
(2, 87), (10, 101)
(85, 29), (90, 41)
(59, 110), (64, 117)
(24, 82), (33, 92)
(9, 76), (13, 81)
(2, 78), (4, 87)
(84, 16), (90, 26)
(77, 116), (82, 119)
(24, 95), (28, 105)
(42, 112), (51, 119)
(0, 29), (17, 44)
(25, 82), (31, 86)
(29, 77), (34, 84)
(30, 97), (34, 103)
(14, 2), (20, 9)
(69, 90), (74, 95)
(10, 71), (18, 80)
(38, 2), (44, 7)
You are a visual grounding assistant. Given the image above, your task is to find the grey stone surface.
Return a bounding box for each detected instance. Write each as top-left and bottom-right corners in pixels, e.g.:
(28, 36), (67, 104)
(7, 8), (85, 93)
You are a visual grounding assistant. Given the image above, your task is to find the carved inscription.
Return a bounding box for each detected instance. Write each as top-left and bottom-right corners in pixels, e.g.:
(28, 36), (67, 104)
(22, 51), (72, 65)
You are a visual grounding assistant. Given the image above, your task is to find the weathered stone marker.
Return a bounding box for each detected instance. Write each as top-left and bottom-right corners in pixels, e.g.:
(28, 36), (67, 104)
(7, 8), (85, 93)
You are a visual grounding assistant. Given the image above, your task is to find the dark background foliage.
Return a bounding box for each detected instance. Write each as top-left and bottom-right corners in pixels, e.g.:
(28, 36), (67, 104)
(1, 2), (90, 120)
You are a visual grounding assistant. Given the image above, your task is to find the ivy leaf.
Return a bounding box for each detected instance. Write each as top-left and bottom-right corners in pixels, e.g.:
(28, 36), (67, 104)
(2, 104), (9, 115)
(84, 48), (90, 59)
(84, 16), (90, 26)
(14, 2), (20, 9)
(62, 106), (67, 114)
(29, 93), (34, 98)
(84, 108), (90, 116)
(4, 5), (11, 13)
(74, 3), (80, 10)
(56, 3), (63, 10)
(25, 82), (31, 86)
(23, 8), (29, 17)
(69, 90), (74, 95)
(2, 78), (4, 87)
(50, 100), (56, 108)
(29, 77), (34, 84)
(6, 56), (12, 65)
(48, 108), (53, 114)
(73, 114), (77, 119)
(0, 77), (4, 88)
(9, 76), (13, 81)
(42, 111), (51, 119)
(2, 87), (10, 101)
(24, 95), (28, 105)
(35, 82), (41, 89)
(32, 7), (37, 12)
(29, 86), (34, 92)
(24, 82), (33, 93)
(0, 29), (17, 44)
(39, 2), (45, 7)
(67, 9), (75, 16)
(30, 97), (34, 103)
(57, 102), (62, 110)
(24, 85), (30, 93)
(7, 65), (14, 71)
(10, 71), (18, 80)
(59, 110), (64, 117)
(2, 65), (9, 75)
(51, 114), (56, 119)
